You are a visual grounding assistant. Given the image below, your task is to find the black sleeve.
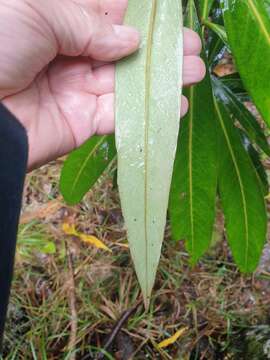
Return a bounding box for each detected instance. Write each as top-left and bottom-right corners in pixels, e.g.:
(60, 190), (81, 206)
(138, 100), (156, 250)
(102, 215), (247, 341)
(0, 103), (28, 351)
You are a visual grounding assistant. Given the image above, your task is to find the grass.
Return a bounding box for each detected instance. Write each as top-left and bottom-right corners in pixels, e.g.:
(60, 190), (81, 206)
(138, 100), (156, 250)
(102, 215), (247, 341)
(2, 160), (270, 359)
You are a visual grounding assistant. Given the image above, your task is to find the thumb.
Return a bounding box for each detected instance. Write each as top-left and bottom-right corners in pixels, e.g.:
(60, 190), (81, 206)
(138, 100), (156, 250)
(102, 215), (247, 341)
(37, 0), (140, 61)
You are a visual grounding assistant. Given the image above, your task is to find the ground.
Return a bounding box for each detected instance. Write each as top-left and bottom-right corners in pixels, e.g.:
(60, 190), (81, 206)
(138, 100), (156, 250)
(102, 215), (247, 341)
(2, 154), (270, 360)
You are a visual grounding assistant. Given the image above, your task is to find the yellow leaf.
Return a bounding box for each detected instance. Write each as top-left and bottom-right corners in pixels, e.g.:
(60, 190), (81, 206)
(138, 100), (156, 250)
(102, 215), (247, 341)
(62, 223), (77, 236)
(80, 234), (112, 252)
(62, 223), (111, 252)
(157, 327), (188, 349)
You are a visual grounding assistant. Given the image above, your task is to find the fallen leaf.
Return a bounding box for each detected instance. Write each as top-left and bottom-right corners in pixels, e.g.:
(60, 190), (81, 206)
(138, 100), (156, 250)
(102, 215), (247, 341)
(62, 223), (77, 236)
(157, 327), (188, 349)
(213, 63), (236, 77)
(80, 234), (112, 252)
(62, 223), (111, 252)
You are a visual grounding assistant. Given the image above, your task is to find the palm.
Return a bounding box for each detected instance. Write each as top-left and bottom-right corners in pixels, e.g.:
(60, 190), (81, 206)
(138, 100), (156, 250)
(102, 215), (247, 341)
(4, 57), (115, 166)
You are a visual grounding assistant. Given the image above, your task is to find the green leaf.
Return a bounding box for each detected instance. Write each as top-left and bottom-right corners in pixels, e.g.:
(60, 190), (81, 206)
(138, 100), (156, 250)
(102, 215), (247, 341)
(199, 0), (215, 19)
(238, 129), (269, 196)
(169, 0), (218, 264)
(205, 1), (226, 67)
(219, 73), (249, 102)
(42, 242), (56, 255)
(223, 0), (270, 126)
(203, 20), (229, 47)
(207, 37), (226, 69)
(60, 136), (116, 205)
(213, 76), (270, 157)
(215, 99), (267, 272)
(115, 0), (183, 306)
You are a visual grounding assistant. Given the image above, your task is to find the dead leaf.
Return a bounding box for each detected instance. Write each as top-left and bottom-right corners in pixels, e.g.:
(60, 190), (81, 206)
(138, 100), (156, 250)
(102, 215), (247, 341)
(213, 63), (236, 77)
(157, 327), (188, 349)
(62, 223), (112, 253)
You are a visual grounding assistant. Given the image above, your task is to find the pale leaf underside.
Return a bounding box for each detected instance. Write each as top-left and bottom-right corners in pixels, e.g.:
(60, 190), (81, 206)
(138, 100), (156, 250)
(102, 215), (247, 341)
(116, 0), (183, 306)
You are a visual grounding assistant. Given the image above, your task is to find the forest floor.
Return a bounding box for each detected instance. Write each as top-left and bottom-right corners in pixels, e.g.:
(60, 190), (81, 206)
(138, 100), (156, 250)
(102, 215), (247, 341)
(2, 154), (270, 360)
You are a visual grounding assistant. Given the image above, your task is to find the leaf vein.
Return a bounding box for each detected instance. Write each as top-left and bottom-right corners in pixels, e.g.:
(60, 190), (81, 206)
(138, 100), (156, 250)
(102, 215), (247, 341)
(144, 0), (157, 303)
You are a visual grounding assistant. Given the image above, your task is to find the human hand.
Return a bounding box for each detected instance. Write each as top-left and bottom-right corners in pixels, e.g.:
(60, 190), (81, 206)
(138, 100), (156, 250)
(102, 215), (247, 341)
(0, 0), (205, 170)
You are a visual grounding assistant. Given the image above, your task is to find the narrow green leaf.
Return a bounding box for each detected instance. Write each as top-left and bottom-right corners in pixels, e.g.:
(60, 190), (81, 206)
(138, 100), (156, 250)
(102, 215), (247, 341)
(219, 73), (249, 102)
(203, 20), (229, 47)
(215, 99), (267, 272)
(213, 76), (270, 157)
(223, 0), (270, 126)
(60, 136), (116, 205)
(169, 0), (218, 264)
(199, 0), (215, 19)
(116, 0), (183, 306)
(207, 37), (226, 69)
(206, 2), (226, 67)
(238, 129), (269, 196)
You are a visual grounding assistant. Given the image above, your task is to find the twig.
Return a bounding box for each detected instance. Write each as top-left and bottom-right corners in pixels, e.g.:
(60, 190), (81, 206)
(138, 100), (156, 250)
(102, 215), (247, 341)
(95, 302), (142, 360)
(65, 241), (78, 360)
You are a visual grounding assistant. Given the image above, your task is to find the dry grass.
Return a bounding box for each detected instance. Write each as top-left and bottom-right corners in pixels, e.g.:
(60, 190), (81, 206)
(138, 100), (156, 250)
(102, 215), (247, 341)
(2, 160), (270, 360)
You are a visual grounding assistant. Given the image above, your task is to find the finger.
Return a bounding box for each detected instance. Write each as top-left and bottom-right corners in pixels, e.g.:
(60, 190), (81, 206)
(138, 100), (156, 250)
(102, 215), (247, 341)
(87, 24), (140, 61)
(72, 0), (128, 24)
(89, 54), (207, 98)
(181, 95), (189, 118)
(36, 0), (140, 61)
(88, 64), (114, 95)
(99, 0), (128, 24)
(94, 93), (190, 137)
(183, 55), (206, 86)
(49, 57), (114, 95)
(89, 27), (202, 69)
(183, 28), (202, 56)
(94, 93), (115, 135)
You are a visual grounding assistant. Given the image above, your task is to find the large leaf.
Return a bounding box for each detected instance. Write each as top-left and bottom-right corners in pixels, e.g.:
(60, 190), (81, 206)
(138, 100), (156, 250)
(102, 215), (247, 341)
(213, 76), (270, 157)
(215, 99), (267, 272)
(115, 0), (183, 306)
(60, 136), (116, 205)
(169, 0), (218, 264)
(223, 0), (270, 126)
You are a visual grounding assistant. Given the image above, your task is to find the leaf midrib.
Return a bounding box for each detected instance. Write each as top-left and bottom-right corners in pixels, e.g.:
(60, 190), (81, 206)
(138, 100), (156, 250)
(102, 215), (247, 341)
(215, 100), (249, 269)
(187, 0), (195, 255)
(144, 0), (157, 302)
(247, 0), (270, 46)
(202, 0), (209, 19)
(70, 136), (106, 196)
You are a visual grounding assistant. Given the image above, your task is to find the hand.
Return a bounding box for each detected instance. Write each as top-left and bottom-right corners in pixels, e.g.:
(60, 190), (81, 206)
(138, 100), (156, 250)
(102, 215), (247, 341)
(0, 0), (205, 170)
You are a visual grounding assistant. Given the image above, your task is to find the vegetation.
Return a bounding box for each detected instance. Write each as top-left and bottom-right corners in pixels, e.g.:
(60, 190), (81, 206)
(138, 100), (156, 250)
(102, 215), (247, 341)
(4, 0), (270, 358)
(3, 161), (270, 359)
(61, 0), (270, 297)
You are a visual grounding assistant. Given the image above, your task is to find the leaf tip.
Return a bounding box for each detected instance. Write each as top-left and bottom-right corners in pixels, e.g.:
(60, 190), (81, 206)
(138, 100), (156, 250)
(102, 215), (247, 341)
(143, 295), (151, 312)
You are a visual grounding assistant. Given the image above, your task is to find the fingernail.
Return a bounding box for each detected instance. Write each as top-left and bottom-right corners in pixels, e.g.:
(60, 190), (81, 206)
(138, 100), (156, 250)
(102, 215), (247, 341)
(113, 25), (140, 47)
